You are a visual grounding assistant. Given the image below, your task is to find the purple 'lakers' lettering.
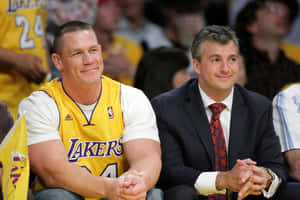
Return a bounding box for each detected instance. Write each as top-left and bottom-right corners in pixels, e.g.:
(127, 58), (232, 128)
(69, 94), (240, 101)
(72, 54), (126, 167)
(10, 152), (27, 189)
(6, 0), (47, 13)
(105, 140), (117, 157)
(68, 138), (80, 158)
(95, 142), (107, 157)
(68, 137), (123, 162)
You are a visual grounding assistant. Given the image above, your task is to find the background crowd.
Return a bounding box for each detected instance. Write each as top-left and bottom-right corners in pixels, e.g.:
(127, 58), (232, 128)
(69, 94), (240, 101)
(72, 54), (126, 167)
(1, 0), (300, 199)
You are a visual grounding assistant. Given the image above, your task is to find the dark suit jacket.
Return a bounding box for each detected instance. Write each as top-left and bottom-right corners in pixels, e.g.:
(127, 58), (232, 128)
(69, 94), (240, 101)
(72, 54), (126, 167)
(151, 79), (287, 199)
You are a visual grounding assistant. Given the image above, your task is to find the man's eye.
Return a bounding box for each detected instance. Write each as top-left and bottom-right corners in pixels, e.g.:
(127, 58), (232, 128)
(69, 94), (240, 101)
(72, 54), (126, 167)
(230, 57), (237, 62)
(90, 48), (98, 53)
(73, 52), (81, 56)
(212, 58), (220, 63)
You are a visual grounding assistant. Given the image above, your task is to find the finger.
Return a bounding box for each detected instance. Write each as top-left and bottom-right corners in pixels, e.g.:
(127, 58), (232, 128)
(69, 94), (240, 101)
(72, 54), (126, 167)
(249, 174), (267, 186)
(250, 190), (263, 195)
(243, 158), (256, 165)
(238, 181), (252, 200)
(252, 166), (267, 176)
(237, 159), (256, 166)
(240, 167), (253, 183)
(119, 190), (146, 200)
(121, 182), (146, 196)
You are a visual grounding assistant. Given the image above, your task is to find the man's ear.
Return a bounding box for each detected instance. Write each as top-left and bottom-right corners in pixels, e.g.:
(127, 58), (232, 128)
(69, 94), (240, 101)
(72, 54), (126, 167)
(51, 53), (63, 72)
(193, 58), (201, 76)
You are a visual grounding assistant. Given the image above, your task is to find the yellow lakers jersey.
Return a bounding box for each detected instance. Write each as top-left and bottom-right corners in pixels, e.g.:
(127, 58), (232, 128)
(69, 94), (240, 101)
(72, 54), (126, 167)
(0, 0), (48, 120)
(34, 76), (128, 199)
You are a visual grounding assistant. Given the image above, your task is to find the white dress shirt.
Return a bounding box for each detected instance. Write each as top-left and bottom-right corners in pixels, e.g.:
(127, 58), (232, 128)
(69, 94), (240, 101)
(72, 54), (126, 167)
(194, 84), (280, 198)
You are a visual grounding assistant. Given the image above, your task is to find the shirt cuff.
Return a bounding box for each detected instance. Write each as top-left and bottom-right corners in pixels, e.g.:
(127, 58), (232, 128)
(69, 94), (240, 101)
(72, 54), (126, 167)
(194, 172), (226, 196)
(262, 168), (282, 198)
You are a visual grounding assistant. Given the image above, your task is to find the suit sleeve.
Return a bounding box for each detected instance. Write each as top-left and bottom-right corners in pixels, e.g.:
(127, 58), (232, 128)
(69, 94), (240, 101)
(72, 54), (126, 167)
(256, 103), (287, 182)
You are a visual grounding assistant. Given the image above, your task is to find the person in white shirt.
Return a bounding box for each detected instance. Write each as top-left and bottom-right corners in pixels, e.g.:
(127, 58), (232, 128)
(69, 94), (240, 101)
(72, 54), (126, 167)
(18, 20), (162, 200)
(273, 83), (300, 181)
(151, 25), (286, 200)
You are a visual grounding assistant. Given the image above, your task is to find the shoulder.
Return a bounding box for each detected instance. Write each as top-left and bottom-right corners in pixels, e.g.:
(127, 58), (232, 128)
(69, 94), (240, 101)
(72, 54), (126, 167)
(234, 84), (272, 111)
(273, 83), (300, 104)
(280, 42), (300, 54)
(18, 90), (58, 117)
(120, 84), (151, 109)
(120, 83), (145, 97)
(151, 79), (197, 107)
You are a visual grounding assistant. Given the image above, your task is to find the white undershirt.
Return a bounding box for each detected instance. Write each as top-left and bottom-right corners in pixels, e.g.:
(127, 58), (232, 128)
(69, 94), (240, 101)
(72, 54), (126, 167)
(18, 84), (160, 146)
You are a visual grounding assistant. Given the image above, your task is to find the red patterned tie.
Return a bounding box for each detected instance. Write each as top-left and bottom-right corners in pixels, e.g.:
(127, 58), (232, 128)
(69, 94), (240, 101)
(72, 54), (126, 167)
(208, 103), (227, 200)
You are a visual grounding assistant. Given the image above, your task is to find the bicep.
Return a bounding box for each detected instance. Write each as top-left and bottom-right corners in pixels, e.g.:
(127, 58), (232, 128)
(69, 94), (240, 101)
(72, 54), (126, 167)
(29, 140), (69, 184)
(123, 139), (161, 165)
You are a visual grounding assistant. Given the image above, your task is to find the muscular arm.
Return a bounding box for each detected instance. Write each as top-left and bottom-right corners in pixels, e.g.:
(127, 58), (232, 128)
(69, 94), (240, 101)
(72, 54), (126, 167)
(29, 140), (121, 198)
(124, 139), (161, 190)
(284, 150), (300, 181)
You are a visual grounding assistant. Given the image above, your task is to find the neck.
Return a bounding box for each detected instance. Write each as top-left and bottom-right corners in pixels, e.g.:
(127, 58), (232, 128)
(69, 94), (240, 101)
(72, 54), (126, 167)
(199, 83), (232, 102)
(252, 35), (281, 63)
(62, 79), (101, 105)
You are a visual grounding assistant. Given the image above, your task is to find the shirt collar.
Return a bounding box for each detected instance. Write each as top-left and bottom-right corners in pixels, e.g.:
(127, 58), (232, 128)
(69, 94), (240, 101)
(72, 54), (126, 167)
(198, 84), (234, 111)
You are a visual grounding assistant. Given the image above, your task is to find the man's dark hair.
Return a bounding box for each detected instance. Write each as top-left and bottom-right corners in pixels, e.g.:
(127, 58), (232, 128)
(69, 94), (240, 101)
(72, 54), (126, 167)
(134, 47), (189, 99)
(191, 25), (239, 61)
(53, 21), (94, 54)
(235, 0), (298, 44)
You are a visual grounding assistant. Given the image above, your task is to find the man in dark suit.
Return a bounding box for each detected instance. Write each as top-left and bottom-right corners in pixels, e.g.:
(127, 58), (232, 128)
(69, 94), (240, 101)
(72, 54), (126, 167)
(151, 25), (287, 200)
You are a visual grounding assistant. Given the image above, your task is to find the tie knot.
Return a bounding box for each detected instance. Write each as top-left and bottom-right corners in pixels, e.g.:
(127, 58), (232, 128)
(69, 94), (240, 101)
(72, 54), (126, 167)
(209, 103), (226, 116)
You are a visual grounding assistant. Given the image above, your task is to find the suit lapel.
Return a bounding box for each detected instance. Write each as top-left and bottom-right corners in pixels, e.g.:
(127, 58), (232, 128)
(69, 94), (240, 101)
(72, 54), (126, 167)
(228, 86), (248, 169)
(184, 80), (215, 166)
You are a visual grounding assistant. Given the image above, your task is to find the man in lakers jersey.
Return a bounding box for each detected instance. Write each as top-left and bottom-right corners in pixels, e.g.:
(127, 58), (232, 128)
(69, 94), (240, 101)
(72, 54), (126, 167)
(18, 21), (162, 200)
(0, 0), (49, 120)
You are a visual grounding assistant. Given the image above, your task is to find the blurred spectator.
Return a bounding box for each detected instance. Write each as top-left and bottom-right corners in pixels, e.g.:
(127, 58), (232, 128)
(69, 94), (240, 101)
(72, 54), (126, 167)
(235, 0), (300, 100)
(159, 0), (205, 51)
(236, 56), (247, 86)
(134, 47), (191, 99)
(158, 0), (206, 76)
(0, 102), (14, 142)
(94, 0), (143, 86)
(273, 83), (300, 182)
(116, 0), (172, 51)
(230, 0), (300, 54)
(47, 0), (97, 44)
(0, 0), (49, 120)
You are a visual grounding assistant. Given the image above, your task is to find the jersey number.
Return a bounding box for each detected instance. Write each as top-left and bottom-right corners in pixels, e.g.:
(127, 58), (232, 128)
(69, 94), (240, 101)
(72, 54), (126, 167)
(100, 163), (118, 178)
(15, 14), (45, 49)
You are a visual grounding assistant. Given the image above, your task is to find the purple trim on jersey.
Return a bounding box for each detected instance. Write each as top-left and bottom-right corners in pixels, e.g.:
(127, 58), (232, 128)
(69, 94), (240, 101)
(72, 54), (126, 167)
(88, 77), (103, 125)
(60, 77), (103, 126)
(120, 84), (124, 122)
(38, 90), (61, 130)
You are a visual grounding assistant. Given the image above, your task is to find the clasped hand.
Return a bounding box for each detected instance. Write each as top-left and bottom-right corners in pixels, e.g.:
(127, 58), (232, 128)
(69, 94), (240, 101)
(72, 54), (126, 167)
(106, 170), (147, 200)
(219, 158), (272, 200)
